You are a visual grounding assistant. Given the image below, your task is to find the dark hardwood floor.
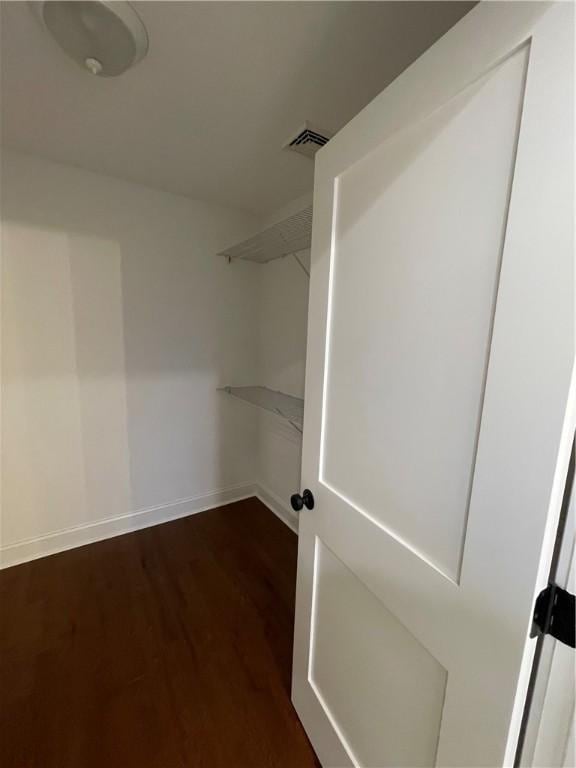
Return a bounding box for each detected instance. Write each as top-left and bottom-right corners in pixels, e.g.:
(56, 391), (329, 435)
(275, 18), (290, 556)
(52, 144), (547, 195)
(0, 498), (320, 768)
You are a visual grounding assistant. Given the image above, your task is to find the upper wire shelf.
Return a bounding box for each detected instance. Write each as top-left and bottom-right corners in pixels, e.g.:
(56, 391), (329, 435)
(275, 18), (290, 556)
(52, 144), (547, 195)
(217, 206), (313, 265)
(219, 385), (304, 433)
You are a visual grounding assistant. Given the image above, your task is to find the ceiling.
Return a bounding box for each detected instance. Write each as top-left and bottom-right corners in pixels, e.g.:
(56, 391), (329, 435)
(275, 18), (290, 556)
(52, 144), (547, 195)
(1, 2), (473, 215)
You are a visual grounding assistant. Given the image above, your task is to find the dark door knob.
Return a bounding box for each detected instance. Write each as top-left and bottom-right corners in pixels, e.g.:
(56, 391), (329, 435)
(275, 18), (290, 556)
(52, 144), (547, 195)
(290, 489), (315, 511)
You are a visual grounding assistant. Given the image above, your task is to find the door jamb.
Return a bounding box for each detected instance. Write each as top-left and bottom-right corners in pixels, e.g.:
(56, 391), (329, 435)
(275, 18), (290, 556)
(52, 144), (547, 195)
(514, 438), (575, 765)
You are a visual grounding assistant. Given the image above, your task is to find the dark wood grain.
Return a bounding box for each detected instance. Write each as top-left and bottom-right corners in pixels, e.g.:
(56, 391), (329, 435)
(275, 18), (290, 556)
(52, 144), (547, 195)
(0, 498), (319, 768)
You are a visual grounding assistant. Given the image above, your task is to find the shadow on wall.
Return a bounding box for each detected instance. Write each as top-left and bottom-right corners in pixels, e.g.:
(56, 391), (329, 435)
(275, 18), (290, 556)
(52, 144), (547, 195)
(1, 151), (259, 553)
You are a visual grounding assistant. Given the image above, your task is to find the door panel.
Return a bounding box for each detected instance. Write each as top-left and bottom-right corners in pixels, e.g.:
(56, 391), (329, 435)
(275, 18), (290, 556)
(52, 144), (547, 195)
(310, 540), (447, 767)
(323, 45), (528, 581)
(293, 3), (574, 767)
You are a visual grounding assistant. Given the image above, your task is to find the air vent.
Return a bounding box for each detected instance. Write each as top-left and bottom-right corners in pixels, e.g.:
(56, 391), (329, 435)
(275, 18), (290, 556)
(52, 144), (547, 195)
(284, 122), (333, 158)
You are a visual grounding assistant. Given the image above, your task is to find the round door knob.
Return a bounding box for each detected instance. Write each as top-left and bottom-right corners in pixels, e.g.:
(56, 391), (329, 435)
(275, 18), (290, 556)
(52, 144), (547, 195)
(290, 489), (315, 511)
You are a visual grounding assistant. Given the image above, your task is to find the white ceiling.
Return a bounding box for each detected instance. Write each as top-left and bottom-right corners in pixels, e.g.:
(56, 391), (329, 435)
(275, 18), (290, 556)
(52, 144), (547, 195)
(1, 1), (473, 214)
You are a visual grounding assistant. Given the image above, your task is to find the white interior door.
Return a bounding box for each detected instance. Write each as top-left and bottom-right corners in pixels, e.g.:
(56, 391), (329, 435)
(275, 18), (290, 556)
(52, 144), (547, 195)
(292, 3), (574, 767)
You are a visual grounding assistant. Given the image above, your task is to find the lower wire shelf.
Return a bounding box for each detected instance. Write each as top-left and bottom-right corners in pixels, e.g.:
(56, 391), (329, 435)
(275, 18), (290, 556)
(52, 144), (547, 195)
(219, 385), (304, 433)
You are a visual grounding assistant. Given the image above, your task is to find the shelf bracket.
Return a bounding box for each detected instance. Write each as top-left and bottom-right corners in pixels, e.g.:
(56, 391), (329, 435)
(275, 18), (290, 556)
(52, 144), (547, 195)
(274, 407), (303, 434)
(293, 252), (310, 278)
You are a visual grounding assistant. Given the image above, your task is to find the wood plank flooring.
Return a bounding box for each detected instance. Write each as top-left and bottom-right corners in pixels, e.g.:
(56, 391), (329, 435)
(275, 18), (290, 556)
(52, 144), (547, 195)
(0, 498), (320, 768)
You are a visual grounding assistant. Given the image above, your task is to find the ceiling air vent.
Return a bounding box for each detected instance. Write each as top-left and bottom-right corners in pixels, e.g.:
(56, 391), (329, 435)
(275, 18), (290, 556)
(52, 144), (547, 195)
(284, 122), (333, 159)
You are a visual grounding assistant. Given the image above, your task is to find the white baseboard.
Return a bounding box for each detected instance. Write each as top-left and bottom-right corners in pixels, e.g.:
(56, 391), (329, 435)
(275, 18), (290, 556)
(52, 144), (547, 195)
(1, 481), (299, 570)
(255, 483), (299, 534)
(0, 482), (255, 570)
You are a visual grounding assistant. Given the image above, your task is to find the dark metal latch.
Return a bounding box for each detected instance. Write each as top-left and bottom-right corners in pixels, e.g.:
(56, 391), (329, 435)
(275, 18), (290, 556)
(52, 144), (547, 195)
(531, 583), (575, 648)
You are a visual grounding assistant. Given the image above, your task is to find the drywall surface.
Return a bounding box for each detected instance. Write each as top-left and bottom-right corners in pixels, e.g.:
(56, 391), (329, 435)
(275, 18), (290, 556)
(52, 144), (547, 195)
(255, 193), (311, 520)
(1, 151), (259, 563)
(1, 1), (474, 213)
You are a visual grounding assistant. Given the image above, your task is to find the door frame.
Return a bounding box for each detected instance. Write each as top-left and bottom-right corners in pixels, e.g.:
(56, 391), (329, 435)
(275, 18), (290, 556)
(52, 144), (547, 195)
(517, 431), (575, 766)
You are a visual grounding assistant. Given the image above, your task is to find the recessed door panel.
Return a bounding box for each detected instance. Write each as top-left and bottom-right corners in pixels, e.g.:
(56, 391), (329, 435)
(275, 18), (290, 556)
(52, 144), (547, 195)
(310, 540), (447, 767)
(322, 47), (528, 580)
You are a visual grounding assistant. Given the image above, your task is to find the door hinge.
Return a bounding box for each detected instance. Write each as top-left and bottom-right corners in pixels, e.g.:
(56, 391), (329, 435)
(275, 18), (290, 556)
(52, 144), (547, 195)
(531, 583), (575, 648)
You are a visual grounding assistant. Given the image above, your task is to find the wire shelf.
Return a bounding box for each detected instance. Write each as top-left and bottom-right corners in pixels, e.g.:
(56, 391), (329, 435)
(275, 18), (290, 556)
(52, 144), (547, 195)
(219, 385), (304, 432)
(217, 206), (313, 264)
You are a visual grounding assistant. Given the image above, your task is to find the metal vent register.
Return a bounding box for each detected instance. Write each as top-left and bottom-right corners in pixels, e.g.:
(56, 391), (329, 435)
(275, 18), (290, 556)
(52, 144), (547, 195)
(284, 122), (333, 158)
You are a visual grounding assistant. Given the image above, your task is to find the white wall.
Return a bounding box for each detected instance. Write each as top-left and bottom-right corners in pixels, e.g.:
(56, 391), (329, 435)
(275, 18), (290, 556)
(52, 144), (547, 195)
(255, 193), (311, 526)
(1, 150), (260, 566)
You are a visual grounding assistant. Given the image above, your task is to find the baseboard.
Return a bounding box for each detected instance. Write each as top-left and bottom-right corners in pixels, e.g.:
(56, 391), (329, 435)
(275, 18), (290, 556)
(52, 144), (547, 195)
(255, 483), (299, 534)
(0, 482), (256, 570)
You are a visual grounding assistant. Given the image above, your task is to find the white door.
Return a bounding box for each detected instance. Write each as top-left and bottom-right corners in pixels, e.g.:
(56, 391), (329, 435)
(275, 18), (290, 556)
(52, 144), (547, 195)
(292, 3), (574, 767)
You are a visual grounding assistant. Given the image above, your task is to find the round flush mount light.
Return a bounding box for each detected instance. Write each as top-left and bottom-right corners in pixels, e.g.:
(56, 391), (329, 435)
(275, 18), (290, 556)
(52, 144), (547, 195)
(32, 1), (148, 77)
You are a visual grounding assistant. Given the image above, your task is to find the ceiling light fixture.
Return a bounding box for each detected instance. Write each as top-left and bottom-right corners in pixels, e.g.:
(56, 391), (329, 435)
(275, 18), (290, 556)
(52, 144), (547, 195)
(31, 1), (148, 77)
